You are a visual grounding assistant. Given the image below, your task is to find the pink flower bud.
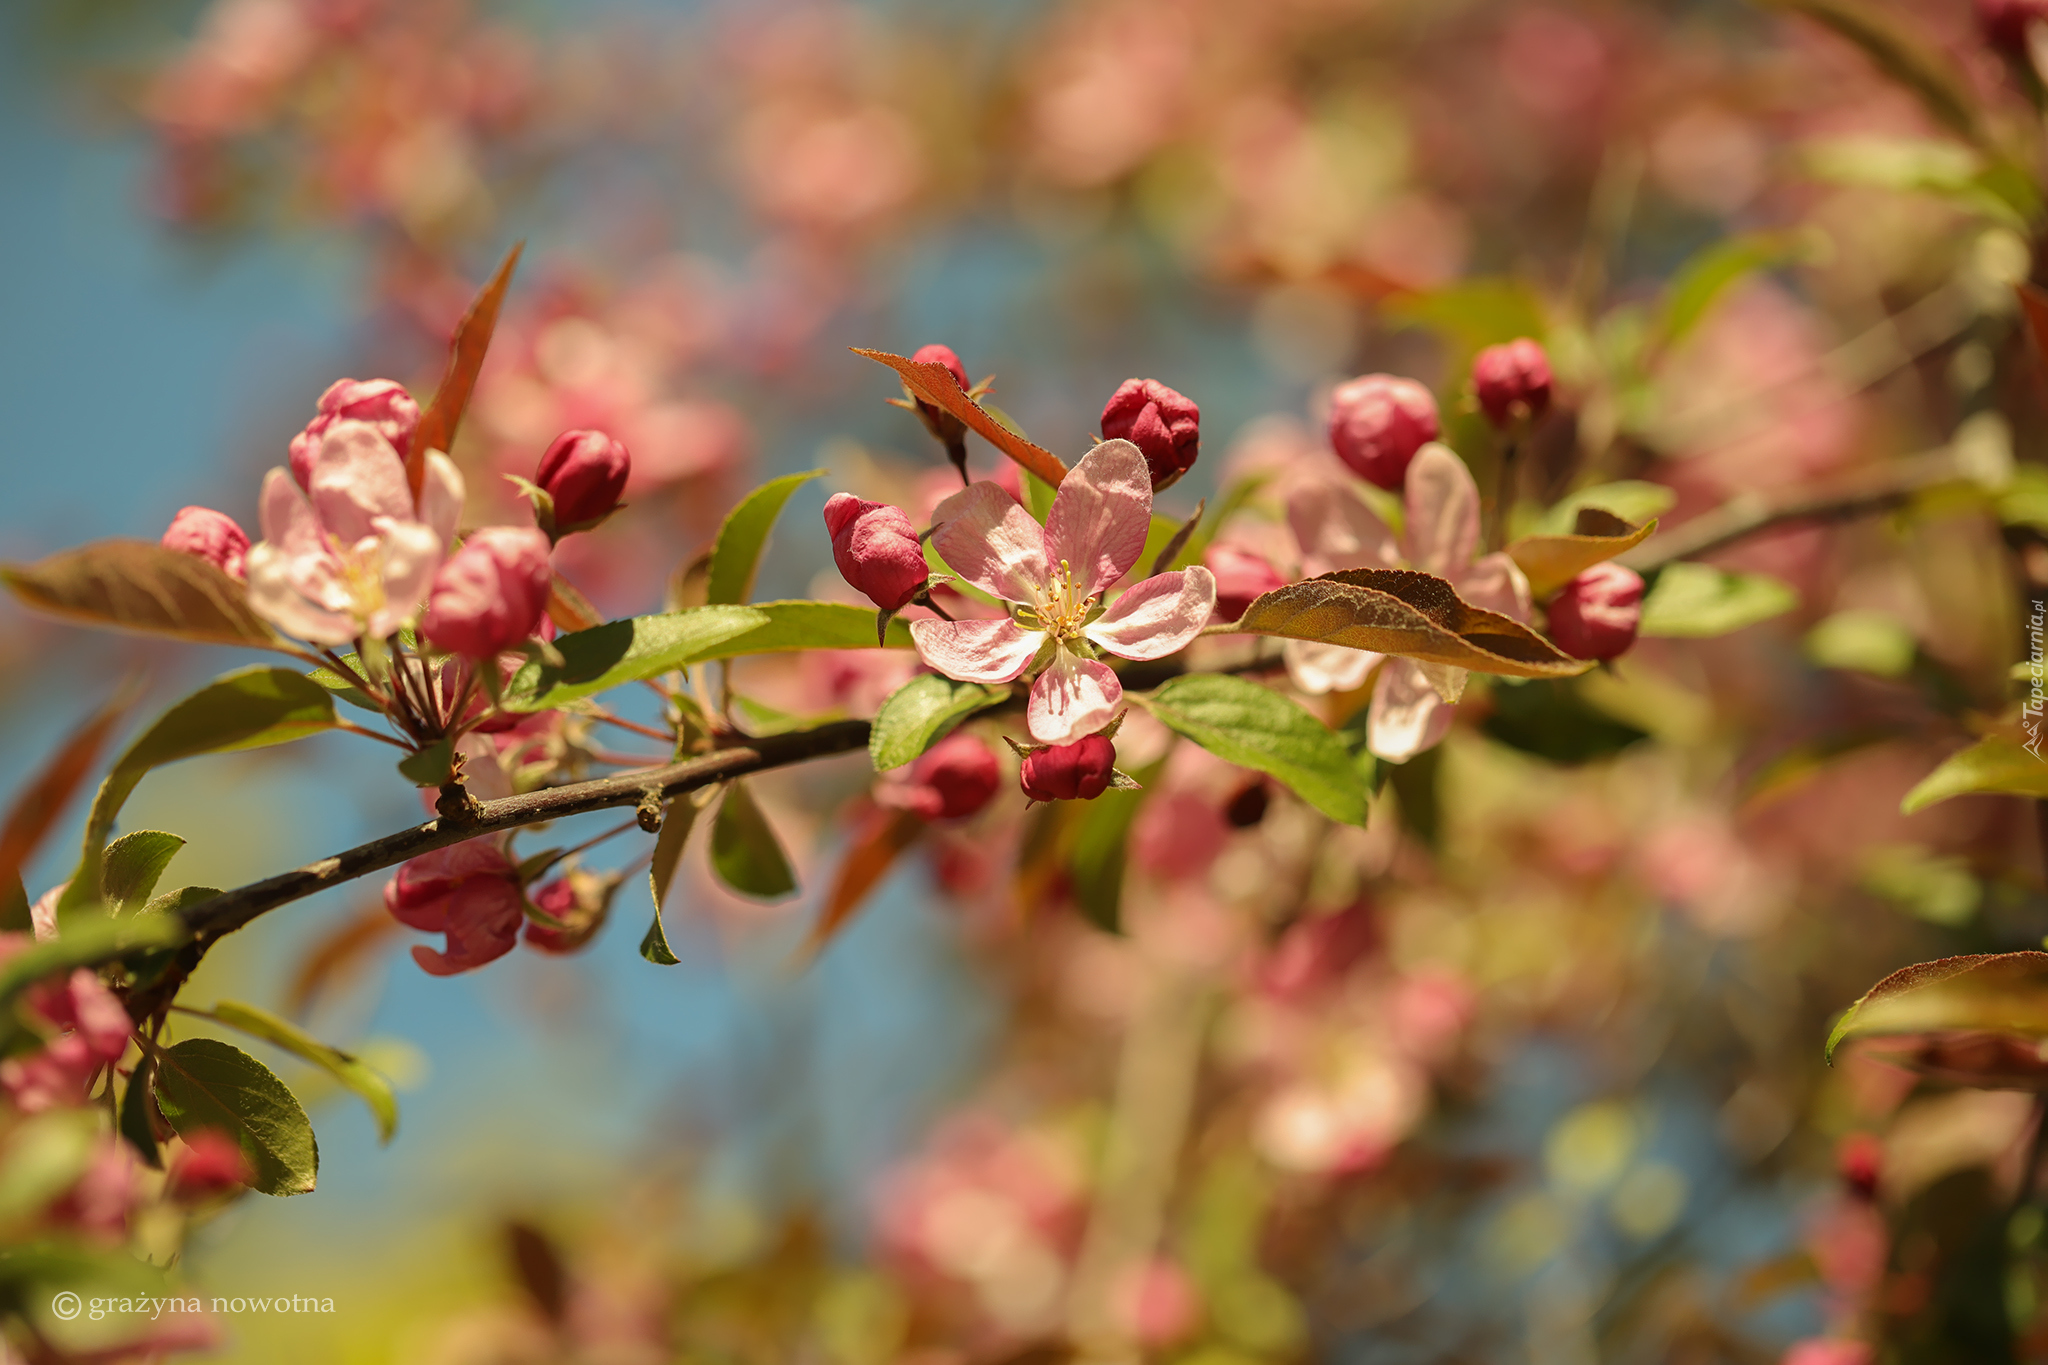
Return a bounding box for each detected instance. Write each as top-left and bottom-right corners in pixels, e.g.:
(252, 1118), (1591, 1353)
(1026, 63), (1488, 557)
(534, 429), (630, 535)
(522, 871), (613, 955)
(913, 343), (970, 396)
(910, 343), (972, 447)
(287, 378), (419, 488)
(1328, 374), (1439, 489)
(824, 493), (929, 613)
(1978, 0), (2048, 53)
(1546, 561), (1644, 661)
(1472, 338), (1554, 427)
(421, 526), (554, 660)
(887, 731), (1002, 820)
(169, 1130), (254, 1201)
(384, 836), (526, 975)
(1019, 734), (1116, 802)
(1203, 543), (1286, 621)
(1100, 378), (1200, 489)
(50, 1140), (139, 1242)
(162, 506), (251, 580)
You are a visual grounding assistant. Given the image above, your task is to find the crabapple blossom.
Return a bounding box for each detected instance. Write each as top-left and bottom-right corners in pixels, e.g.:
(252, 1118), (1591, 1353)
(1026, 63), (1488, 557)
(1203, 542), (1287, 620)
(48, 1140), (140, 1243)
(533, 428), (630, 536)
(911, 439), (1216, 743)
(1019, 734), (1116, 802)
(384, 835), (527, 975)
(824, 493), (929, 613)
(161, 505), (250, 579)
(168, 1130), (255, 1201)
(1471, 337), (1553, 427)
(1100, 377), (1199, 489)
(287, 377), (419, 488)
(245, 418), (465, 645)
(1546, 561), (1643, 660)
(882, 731), (1002, 820)
(421, 526), (554, 659)
(1327, 374), (1439, 489)
(1284, 444), (1532, 761)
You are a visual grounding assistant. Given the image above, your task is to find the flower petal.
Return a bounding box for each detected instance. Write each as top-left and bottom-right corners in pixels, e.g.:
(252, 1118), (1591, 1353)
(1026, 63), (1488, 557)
(257, 468), (324, 560)
(1046, 439), (1152, 596)
(1085, 566), (1216, 660)
(1282, 639), (1380, 695)
(1368, 658), (1455, 762)
(365, 518), (444, 639)
(1027, 650), (1123, 744)
(418, 451), (466, 549)
(1401, 444), (1480, 579)
(908, 618), (1045, 683)
(1456, 551), (1532, 623)
(1288, 482), (1398, 575)
(308, 420), (414, 545)
(929, 481), (1051, 604)
(244, 543), (358, 645)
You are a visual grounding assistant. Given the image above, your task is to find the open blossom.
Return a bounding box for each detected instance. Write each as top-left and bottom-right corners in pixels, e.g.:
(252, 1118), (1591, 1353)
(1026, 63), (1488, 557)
(245, 419), (464, 645)
(161, 505), (250, 579)
(1100, 378), (1199, 489)
(1284, 444), (1531, 761)
(1546, 561), (1642, 660)
(1471, 338), (1553, 427)
(421, 526), (553, 659)
(1328, 374), (1439, 489)
(912, 440), (1216, 744)
(825, 493), (929, 613)
(287, 378), (420, 488)
(384, 835), (526, 976)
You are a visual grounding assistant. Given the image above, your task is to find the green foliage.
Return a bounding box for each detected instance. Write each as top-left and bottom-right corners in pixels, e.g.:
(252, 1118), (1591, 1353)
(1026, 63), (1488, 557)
(711, 781), (797, 901)
(707, 470), (825, 606)
(1805, 609), (1917, 677)
(1067, 764), (1160, 934)
(501, 605), (769, 710)
(100, 831), (185, 915)
(1901, 736), (2048, 813)
(397, 738), (456, 788)
(1505, 509), (1657, 600)
(1138, 675), (1367, 826)
(1826, 951), (2048, 1060)
(869, 675), (1010, 771)
(119, 1059), (160, 1167)
(1636, 563), (1796, 638)
(1023, 469), (1058, 524)
(644, 790), (709, 965)
(1382, 277), (1547, 357)
(0, 916), (186, 1027)
(1480, 679), (1649, 765)
(692, 602), (916, 663)
(1656, 230), (1824, 349)
(152, 1037), (318, 1196)
(209, 999), (399, 1145)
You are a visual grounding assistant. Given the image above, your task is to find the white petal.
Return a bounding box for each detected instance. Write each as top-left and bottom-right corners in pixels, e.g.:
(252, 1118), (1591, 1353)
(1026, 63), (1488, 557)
(1401, 444), (1480, 579)
(1457, 552), (1532, 623)
(244, 543), (358, 645)
(1283, 639), (1380, 695)
(365, 518), (443, 639)
(1045, 439), (1152, 596)
(929, 481), (1051, 604)
(1026, 650), (1123, 744)
(419, 450), (466, 548)
(308, 420), (414, 546)
(907, 618), (1046, 683)
(1288, 482), (1398, 575)
(1085, 566), (1215, 660)
(1368, 658), (1455, 762)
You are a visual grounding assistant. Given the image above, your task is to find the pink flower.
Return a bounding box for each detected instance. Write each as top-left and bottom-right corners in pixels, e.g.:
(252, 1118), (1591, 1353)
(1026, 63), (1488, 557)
(882, 731), (1002, 820)
(1546, 562), (1643, 661)
(1836, 1132), (1882, 1200)
(534, 429), (630, 536)
(1284, 444), (1532, 761)
(421, 526), (554, 659)
(912, 440), (1216, 743)
(1978, 0), (2048, 54)
(48, 1139), (140, 1242)
(0, 967), (134, 1113)
(161, 506), (251, 579)
(245, 419), (464, 645)
(168, 1130), (254, 1201)
(1020, 734), (1117, 802)
(287, 378), (420, 488)
(1328, 374), (1440, 489)
(384, 835), (526, 975)
(1204, 542), (1287, 621)
(1472, 338), (1554, 427)
(1110, 1259), (1202, 1347)
(1100, 378), (1200, 490)
(1783, 1341), (1874, 1365)
(825, 493), (930, 613)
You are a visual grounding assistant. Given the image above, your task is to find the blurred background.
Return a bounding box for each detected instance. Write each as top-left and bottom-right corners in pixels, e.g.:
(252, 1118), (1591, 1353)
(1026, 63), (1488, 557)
(7, 0), (2048, 1361)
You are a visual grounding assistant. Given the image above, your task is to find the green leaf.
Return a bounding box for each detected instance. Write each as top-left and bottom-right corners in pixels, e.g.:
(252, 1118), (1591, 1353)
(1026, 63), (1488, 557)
(1537, 481), (1677, 535)
(1827, 952), (2048, 1061)
(0, 915), (187, 1019)
(684, 601), (917, 664)
(1798, 135), (2032, 226)
(1657, 231), (1823, 349)
(0, 1111), (99, 1226)
(643, 790), (708, 965)
(119, 1057), (161, 1168)
(1068, 762), (1161, 933)
(143, 885), (222, 917)
(1024, 470), (1058, 524)
(209, 1000), (398, 1145)
(397, 738), (456, 788)
(305, 659), (382, 714)
(1137, 675), (1368, 826)
(101, 831), (185, 915)
(869, 675), (1010, 771)
(1806, 610), (1917, 678)
(500, 605), (769, 711)
(1382, 277), (1548, 358)
(1901, 735), (2048, 813)
(1636, 563), (1797, 638)
(707, 471), (826, 606)
(710, 781), (797, 901)
(153, 1037), (317, 1196)
(1479, 678), (1649, 765)
(1, 539), (282, 649)
(60, 668), (337, 916)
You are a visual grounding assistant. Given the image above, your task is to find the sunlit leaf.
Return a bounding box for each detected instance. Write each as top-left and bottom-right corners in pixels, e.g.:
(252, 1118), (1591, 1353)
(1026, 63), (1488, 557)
(0, 916), (188, 1017)
(546, 573), (604, 633)
(710, 780), (797, 901)
(644, 789), (709, 966)
(1900, 735), (2048, 813)
(1506, 509), (1657, 599)
(2, 540), (281, 649)
(1137, 675), (1368, 827)
(1806, 609), (1917, 677)
(706, 470), (826, 606)
(153, 1037), (318, 1196)
(869, 674), (1010, 771)
(501, 605), (768, 711)
(854, 348), (1070, 488)
(210, 999), (398, 1144)
(1656, 230), (1825, 349)
(686, 601), (916, 663)
(101, 831), (185, 915)
(1827, 952), (2048, 1061)
(410, 242), (523, 495)
(119, 1057), (160, 1168)
(1636, 562), (1797, 638)
(805, 808), (923, 953)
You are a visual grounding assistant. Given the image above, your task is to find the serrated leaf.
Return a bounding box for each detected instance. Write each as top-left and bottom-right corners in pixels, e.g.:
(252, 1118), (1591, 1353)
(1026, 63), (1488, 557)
(643, 789), (708, 966)
(1136, 675), (1368, 826)
(1506, 508), (1657, 599)
(209, 1000), (398, 1145)
(805, 808), (923, 953)
(707, 471), (825, 606)
(0, 686), (136, 915)
(710, 781), (797, 901)
(681, 601), (917, 664)
(1901, 735), (2048, 813)
(1230, 568), (1590, 679)
(500, 605), (769, 711)
(61, 667), (337, 916)
(410, 243), (522, 494)
(101, 831), (185, 915)
(2, 540), (283, 649)
(1637, 562), (1797, 638)
(153, 1037), (317, 1196)
(119, 1057), (160, 1168)
(869, 675), (1010, 771)
(854, 348), (1070, 488)
(1827, 952), (2048, 1061)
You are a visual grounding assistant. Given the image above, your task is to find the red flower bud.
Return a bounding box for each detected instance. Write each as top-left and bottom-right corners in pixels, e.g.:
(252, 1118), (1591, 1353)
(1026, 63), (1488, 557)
(1101, 378), (1200, 489)
(1836, 1133), (1882, 1201)
(1472, 338), (1554, 427)
(1546, 562), (1644, 661)
(1978, 0), (2048, 53)
(890, 731), (1002, 820)
(421, 527), (555, 660)
(534, 429), (631, 535)
(1203, 544), (1287, 621)
(1019, 734), (1117, 802)
(1328, 374), (1440, 489)
(824, 492), (929, 613)
(910, 343), (972, 448)
(161, 506), (251, 580)
(522, 871), (612, 955)
(169, 1130), (254, 1201)
(288, 378), (419, 488)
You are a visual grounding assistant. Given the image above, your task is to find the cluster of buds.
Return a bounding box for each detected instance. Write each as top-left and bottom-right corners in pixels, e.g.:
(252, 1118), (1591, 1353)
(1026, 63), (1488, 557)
(384, 835), (617, 974)
(0, 954), (134, 1113)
